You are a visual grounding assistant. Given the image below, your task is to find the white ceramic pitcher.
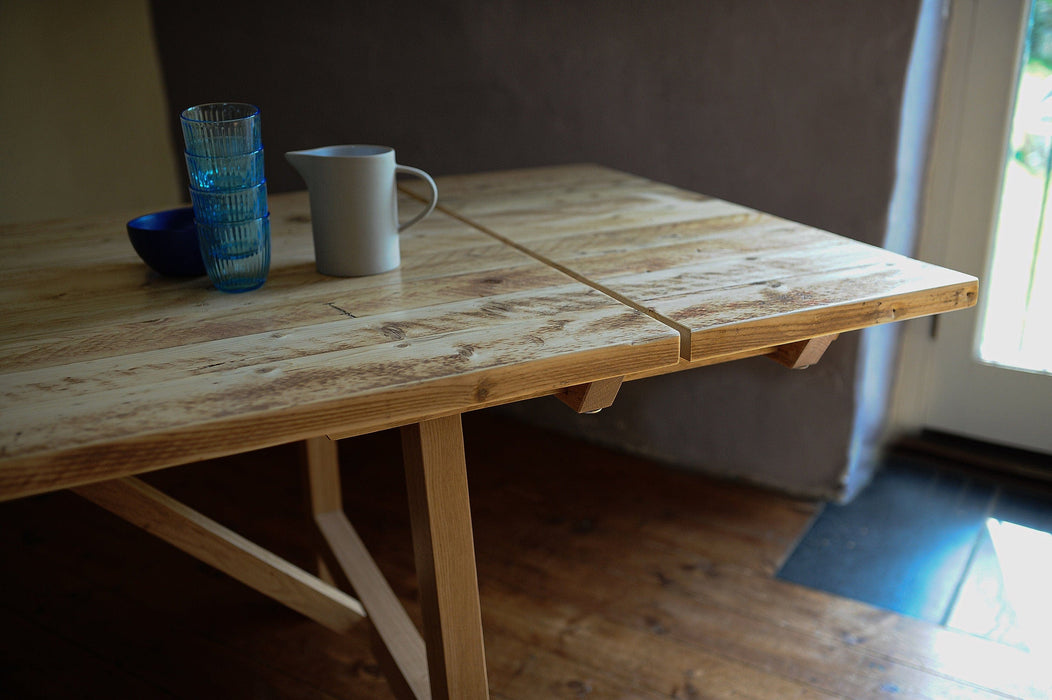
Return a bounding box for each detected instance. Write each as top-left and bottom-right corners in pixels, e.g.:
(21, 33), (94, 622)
(285, 145), (438, 276)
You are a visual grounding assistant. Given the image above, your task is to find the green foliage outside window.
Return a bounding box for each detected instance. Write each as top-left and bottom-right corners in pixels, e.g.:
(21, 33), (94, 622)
(1030, 0), (1052, 70)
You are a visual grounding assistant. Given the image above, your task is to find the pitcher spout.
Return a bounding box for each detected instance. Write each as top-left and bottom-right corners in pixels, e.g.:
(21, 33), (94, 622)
(284, 150), (316, 182)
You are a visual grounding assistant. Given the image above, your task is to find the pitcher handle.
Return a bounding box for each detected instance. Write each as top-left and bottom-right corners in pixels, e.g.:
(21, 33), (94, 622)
(396, 165), (438, 232)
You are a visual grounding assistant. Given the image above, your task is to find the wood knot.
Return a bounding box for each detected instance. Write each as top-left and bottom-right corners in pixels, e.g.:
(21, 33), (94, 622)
(474, 379), (493, 402)
(479, 301), (511, 317)
(380, 324), (406, 341)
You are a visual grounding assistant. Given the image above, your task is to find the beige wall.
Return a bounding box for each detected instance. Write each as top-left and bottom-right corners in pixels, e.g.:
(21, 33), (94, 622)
(0, 0), (181, 224)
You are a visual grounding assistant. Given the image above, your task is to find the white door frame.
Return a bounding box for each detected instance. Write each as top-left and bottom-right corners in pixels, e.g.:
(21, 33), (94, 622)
(888, 0), (1049, 451)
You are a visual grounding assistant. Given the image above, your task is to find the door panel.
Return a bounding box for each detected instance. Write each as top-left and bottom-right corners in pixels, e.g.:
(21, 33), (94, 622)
(894, 0), (1052, 454)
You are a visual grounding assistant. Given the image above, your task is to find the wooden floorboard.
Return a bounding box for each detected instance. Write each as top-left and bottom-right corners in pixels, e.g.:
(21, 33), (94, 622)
(0, 410), (1043, 699)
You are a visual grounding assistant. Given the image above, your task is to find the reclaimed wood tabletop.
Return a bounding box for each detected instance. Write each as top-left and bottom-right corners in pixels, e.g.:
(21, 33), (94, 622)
(406, 164), (978, 369)
(0, 189), (680, 500)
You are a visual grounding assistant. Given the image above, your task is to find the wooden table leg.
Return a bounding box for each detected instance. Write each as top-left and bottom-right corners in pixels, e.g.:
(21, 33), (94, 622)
(74, 477), (366, 633)
(301, 436), (345, 588)
(301, 435), (430, 699)
(401, 414), (489, 700)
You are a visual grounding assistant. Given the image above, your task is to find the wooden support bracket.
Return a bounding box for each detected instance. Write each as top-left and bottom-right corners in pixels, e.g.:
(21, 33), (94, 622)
(315, 510), (432, 699)
(302, 435), (431, 699)
(768, 334), (839, 369)
(73, 476), (365, 634)
(304, 419), (492, 700)
(300, 436), (351, 590)
(556, 376), (624, 413)
(372, 623), (423, 700)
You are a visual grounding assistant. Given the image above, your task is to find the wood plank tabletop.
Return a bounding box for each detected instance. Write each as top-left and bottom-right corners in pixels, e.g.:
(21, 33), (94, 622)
(1, 165), (981, 501)
(409, 164), (979, 364)
(0, 191), (680, 500)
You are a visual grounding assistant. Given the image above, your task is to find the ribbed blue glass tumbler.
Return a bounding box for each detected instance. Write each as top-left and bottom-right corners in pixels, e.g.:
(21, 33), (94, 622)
(181, 103), (269, 293)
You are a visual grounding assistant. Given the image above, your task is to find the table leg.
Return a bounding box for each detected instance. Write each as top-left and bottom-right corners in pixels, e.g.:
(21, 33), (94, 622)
(301, 435), (430, 699)
(301, 436), (349, 589)
(73, 476), (365, 633)
(401, 414), (490, 700)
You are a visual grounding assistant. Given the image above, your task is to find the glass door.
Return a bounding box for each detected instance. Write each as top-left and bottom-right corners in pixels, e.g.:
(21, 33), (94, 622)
(980, 0), (1052, 376)
(895, 0), (1052, 455)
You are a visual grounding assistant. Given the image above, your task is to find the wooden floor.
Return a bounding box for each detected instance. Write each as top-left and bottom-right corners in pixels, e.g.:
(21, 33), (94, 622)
(0, 411), (1044, 699)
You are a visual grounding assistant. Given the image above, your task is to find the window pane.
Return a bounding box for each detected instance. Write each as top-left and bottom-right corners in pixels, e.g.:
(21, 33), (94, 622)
(978, 0), (1052, 375)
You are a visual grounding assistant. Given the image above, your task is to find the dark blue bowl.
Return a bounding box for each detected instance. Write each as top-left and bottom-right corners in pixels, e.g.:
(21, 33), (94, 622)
(126, 207), (206, 277)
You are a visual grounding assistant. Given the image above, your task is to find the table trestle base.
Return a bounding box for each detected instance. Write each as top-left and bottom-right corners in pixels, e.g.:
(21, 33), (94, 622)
(400, 415), (489, 699)
(302, 434), (431, 698)
(315, 509), (431, 698)
(72, 476), (366, 633)
(304, 416), (490, 699)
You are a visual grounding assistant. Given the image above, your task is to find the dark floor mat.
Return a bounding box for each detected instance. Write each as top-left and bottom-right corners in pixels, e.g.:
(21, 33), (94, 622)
(779, 451), (1052, 651)
(778, 456), (995, 622)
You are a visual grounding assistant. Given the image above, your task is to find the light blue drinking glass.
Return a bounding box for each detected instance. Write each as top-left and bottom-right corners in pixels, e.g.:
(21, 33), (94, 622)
(195, 215), (270, 293)
(180, 102), (269, 292)
(189, 182), (268, 223)
(180, 103), (261, 157)
(185, 148), (265, 190)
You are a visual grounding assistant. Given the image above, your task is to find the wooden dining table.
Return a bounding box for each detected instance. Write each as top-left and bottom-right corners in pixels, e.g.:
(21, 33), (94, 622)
(0, 165), (977, 699)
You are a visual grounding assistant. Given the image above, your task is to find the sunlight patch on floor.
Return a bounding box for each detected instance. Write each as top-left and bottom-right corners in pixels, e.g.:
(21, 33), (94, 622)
(946, 518), (1052, 658)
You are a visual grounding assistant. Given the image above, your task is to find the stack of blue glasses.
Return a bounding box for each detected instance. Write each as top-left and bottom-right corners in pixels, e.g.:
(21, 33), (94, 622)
(180, 103), (270, 293)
